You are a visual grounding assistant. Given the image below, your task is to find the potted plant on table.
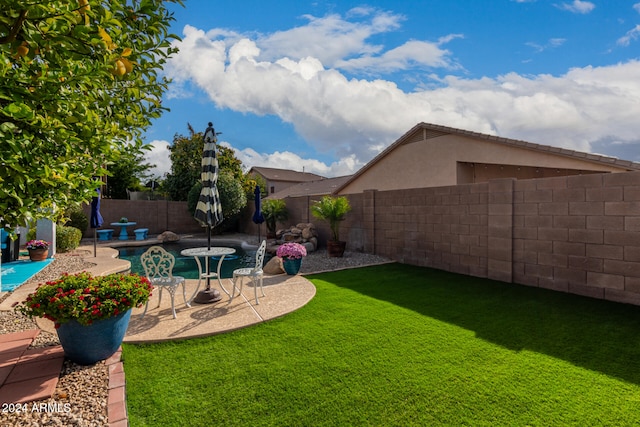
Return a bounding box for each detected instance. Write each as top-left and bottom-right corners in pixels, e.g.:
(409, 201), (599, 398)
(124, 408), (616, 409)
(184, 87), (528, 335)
(25, 239), (50, 261)
(276, 242), (307, 275)
(16, 272), (152, 365)
(310, 195), (351, 257)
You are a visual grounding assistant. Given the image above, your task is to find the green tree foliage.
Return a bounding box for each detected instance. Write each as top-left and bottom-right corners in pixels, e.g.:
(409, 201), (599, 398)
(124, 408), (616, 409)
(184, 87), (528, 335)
(0, 1), (183, 227)
(64, 205), (88, 235)
(165, 125), (202, 201)
(187, 171), (247, 231)
(105, 140), (152, 199)
(165, 124), (246, 201)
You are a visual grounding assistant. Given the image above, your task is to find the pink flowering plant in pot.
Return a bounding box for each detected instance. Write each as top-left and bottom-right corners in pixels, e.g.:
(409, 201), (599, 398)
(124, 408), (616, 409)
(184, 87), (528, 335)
(16, 272), (152, 328)
(25, 239), (50, 250)
(276, 242), (307, 260)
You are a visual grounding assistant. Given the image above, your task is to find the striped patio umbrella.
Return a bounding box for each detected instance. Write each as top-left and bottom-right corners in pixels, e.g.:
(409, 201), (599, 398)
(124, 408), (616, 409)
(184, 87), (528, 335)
(193, 122), (224, 303)
(194, 122), (224, 239)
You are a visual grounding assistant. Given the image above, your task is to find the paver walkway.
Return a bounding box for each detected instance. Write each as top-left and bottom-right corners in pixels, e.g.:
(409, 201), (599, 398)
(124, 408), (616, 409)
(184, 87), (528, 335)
(0, 330), (64, 404)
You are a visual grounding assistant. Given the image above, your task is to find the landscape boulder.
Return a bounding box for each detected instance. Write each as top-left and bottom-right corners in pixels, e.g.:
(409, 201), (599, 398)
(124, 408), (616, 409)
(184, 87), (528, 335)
(263, 256), (284, 274)
(157, 231), (179, 242)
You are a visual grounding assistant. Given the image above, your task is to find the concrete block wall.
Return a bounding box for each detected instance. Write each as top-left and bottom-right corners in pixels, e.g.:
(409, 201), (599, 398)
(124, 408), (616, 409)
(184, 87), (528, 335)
(512, 172), (640, 306)
(81, 199), (203, 237)
(277, 170), (640, 306)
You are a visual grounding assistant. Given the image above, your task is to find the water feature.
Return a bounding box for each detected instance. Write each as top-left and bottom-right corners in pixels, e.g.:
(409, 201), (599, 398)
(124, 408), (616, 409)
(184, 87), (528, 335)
(118, 241), (270, 279)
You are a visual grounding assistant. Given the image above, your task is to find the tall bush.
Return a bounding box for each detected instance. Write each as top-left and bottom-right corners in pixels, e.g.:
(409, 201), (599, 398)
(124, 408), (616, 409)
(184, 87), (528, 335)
(65, 206), (89, 236)
(56, 226), (82, 253)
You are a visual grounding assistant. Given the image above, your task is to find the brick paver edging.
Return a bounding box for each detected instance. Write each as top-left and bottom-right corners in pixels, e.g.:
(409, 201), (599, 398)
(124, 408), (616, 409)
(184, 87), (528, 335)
(105, 348), (128, 427)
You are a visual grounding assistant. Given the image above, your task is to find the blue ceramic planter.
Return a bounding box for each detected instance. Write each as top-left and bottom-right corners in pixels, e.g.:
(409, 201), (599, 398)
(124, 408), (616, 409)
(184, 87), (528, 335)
(56, 309), (132, 365)
(282, 257), (302, 275)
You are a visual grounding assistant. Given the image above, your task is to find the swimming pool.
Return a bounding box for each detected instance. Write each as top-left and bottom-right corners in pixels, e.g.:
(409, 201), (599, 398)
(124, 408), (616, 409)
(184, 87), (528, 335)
(118, 241), (270, 279)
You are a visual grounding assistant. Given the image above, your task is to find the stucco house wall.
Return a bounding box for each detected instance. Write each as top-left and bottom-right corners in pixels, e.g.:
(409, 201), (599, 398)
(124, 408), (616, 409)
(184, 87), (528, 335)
(338, 123), (639, 194)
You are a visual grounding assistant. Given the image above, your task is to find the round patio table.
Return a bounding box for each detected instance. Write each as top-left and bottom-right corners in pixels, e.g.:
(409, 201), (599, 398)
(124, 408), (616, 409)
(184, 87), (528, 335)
(181, 247), (236, 303)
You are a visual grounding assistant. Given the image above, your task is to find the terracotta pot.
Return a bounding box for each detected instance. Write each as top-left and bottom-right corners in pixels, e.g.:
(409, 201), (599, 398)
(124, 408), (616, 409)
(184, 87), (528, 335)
(28, 248), (48, 261)
(327, 240), (346, 258)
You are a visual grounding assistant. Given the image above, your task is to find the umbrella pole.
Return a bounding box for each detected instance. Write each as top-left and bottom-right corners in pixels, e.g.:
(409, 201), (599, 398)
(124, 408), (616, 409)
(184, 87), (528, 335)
(206, 225), (211, 290)
(193, 224), (222, 304)
(93, 229), (97, 257)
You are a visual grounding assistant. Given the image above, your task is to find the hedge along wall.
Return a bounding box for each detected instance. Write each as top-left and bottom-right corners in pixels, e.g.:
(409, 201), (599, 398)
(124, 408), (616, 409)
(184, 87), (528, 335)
(274, 171), (640, 306)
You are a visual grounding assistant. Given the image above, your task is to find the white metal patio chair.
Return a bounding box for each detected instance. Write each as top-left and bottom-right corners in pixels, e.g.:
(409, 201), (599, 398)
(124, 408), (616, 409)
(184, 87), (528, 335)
(230, 240), (267, 305)
(140, 245), (189, 319)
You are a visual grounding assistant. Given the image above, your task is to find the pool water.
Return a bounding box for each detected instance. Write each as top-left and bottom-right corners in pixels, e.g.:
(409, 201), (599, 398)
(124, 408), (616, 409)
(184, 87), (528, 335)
(118, 242), (270, 279)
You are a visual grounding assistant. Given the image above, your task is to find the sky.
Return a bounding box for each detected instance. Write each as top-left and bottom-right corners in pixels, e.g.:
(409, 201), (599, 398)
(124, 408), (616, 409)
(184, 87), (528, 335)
(144, 0), (640, 179)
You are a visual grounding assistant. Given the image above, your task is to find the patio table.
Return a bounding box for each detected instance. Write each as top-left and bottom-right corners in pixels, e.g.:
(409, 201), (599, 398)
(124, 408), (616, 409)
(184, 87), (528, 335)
(180, 247), (236, 303)
(110, 222), (137, 240)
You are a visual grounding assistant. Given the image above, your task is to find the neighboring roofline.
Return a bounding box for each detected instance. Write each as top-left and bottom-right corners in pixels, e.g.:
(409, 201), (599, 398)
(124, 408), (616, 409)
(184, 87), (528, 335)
(335, 122), (640, 193)
(267, 175), (353, 199)
(248, 166), (325, 182)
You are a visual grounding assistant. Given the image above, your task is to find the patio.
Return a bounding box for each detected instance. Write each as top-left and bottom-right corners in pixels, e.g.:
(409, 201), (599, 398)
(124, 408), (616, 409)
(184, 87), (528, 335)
(2, 243), (317, 344)
(36, 274), (316, 343)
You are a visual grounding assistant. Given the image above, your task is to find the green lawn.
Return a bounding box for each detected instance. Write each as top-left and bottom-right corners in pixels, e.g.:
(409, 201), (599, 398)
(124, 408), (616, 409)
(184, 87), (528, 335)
(123, 263), (640, 426)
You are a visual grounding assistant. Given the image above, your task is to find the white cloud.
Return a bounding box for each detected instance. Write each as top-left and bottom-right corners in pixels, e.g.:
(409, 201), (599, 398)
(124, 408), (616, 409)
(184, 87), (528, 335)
(164, 9), (640, 177)
(634, 3), (640, 14)
(617, 24), (640, 46)
(222, 142), (361, 178)
(526, 38), (567, 53)
(144, 140), (172, 178)
(336, 37), (463, 73)
(555, 0), (595, 14)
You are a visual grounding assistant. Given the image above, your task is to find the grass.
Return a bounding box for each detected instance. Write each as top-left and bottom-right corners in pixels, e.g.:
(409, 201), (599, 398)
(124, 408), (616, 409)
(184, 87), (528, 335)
(122, 263), (640, 426)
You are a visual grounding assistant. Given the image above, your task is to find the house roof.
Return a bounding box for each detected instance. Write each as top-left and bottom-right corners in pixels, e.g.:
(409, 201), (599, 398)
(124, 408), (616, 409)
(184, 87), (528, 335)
(248, 166), (324, 183)
(268, 175), (353, 199)
(335, 122), (640, 193)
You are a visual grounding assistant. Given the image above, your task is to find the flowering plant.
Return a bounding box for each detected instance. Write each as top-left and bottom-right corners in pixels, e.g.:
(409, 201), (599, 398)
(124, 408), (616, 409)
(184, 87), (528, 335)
(276, 242), (307, 259)
(26, 239), (50, 250)
(16, 272), (152, 328)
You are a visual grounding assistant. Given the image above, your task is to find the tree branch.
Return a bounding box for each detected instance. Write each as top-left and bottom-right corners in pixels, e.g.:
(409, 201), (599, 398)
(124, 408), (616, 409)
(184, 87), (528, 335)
(0, 9), (28, 45)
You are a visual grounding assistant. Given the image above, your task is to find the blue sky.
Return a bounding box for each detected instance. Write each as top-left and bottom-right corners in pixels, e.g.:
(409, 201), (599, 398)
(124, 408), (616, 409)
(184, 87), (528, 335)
(144, 0), (640, 179)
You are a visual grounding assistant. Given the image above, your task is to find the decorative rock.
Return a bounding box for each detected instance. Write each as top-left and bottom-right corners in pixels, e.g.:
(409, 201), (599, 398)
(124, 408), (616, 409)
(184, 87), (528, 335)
(272, 222), (319, 255)
(157, 231), (179, 242)
(263, 256), (284, 274)
(283, 234), (297, 242)
(302, 226), (316, 240)
(302, 242), (315, 254)
(308, 237), (318, 250)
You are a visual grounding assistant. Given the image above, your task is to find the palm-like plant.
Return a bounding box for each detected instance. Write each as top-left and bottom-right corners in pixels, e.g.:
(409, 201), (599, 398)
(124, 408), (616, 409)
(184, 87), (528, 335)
(262, 199), (289, 235)
(311, 196), (351, 242)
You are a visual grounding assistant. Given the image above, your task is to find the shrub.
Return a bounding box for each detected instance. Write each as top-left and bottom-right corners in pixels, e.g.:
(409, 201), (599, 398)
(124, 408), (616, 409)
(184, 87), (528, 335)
(66, 206), (89, 235)
(57, 226), (82, 252)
